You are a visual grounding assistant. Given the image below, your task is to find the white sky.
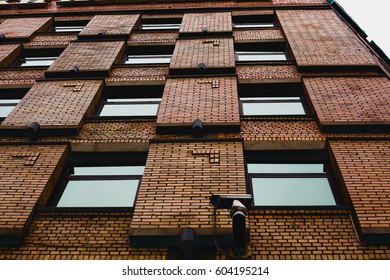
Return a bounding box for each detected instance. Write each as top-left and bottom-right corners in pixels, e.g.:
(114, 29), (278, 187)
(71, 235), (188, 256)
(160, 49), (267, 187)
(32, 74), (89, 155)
(336, 0), (390, 57)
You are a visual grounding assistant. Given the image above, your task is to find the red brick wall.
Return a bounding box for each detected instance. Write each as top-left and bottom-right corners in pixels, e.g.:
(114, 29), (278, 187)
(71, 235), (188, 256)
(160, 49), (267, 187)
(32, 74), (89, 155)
(129, 31), (178, 44)
(1, 80), (103, 130)
(0, 44), (21, 67)
(0, 69), (45, 88)
(0, 144), (68, 243)
(132, 141), (247, 229)
(25, 34), (77, 48)
(157, 77), (240, 128)
(233, 29), (284, 42)
(106, 66), (168, 86)
(179, 12), (232, 34)
(277, 10), (376, 68)
(304, 77), (390, 129)
(0, 17), (52, 39)
(237, 65), (300, 80)
(329, 141), (390, 237)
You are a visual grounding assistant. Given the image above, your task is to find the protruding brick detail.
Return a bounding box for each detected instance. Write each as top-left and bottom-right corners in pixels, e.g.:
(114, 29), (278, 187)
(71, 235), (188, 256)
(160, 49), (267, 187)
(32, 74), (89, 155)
(132, 141), (247, 229)
(157, 77), (240, 129)
(0, 144), (68, 245)
(106, 66), (168, 85)
(233, 29), (284, 42)
(330, 141), (390, 241)
(24, 34), (77, 48)
(170, 38), (235, 70)
(46, 41), (125, 76)
(232, 10), (274, 16)
(0, 17), (52, 39)
(179, 12), (232, 35)
(1, 80), (103, 130)
(237, 65), (300, 80)
(0, 215), (167, 260)
(277, 10), (376, 69)
(249, 210), (390, 260)
(0, 44), (21, 67)
(0, 69), (45, 87)
(78, 14), (140, 38)
(304, 77), (390, 129)
(129, 31), (178, 44)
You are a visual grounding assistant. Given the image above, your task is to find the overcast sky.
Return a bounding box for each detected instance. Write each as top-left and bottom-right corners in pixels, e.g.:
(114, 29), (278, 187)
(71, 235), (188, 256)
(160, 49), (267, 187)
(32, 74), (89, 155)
(336, 0), (390, 57)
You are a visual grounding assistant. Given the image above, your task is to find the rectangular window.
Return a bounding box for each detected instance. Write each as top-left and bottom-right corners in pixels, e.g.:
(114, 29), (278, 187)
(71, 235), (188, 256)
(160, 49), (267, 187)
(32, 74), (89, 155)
(140, 23), (181, 30)
(125, 54), (172, 65)
(52, 20), (89, 33)
(233, 14), (275, 29)
(99, 97), (161, 117)
(0, 98), (20, 118)
(240, 96), (305, 116)
(236, 51), (287, 62)
(234, 23), (275, 28)
(18, 56), (57, 67)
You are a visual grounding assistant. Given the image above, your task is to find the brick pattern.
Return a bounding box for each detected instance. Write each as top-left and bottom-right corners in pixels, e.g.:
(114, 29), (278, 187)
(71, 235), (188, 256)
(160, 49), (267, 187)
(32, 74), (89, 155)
(129, 31), (178, 44)
(237, 65), (300, 80)
(273, 0), (327, 4)
(106, 66), (168, 85)
(330, 141), (390, 230)
(1, 80), (103, 129)
(0, 215), (167, 260)
(179, 12), (232, 34)
(304, 77), (390, 126)
(24, 34), (77, 48)
(250, 211), (390, 260)
(157, 77), (239, 126)
(79, 14), (140, 37)
(233, 29), (284, 42)
(0, 69), (45, 87)
(170, 38), (235, 69)
(232, 10), (274, 16)
(0, 17), (52, 39)
(132, 141), (247, 228)
(277, 10), (376, 67)
(0, 145), (67, 241)
(47, 41), (125, 73)
(0, 44), (21, 67)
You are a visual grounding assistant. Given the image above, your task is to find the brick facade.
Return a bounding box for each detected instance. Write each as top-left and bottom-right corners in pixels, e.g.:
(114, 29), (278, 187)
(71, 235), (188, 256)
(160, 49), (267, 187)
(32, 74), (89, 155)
(0, 17), (52, 40)
(0, 44), (21, 67)
(233, 29), (284, 42)
(179, 12), (232, 35)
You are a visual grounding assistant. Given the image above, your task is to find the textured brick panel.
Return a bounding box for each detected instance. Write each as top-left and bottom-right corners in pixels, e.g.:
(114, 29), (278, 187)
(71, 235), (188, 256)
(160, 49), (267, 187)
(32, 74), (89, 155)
(277, 10), (376, 68)
(273, 0), (327, 4)
(0, 17), (52, 39)
(233, 29), (284, 42)
(78, 14), (140, 38)
(237, 65), (300, 80)
(250, 211), (390, 260)
(0, 145), (67, 244)
(330, 141), (390, 236)
(0, 215), (167, 260)
(46, 41), (125, 74)
(304, 77), (390, 128)
(129, 31), (178, 44)
(132, 141), (247, 229)
(24, 34), (76, 48)
(157, 77), (240, 127)
(0, 69), (45, 87)
(179, 12), (232, 34)
(0, 44), (21, 67)
(170, 38), (235, 69)
(1, 80), (103, 130)
(106, 66), (168, 85)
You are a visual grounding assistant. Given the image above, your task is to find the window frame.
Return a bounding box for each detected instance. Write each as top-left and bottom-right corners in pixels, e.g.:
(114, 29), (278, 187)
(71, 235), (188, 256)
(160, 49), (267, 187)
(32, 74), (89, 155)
(0, 98), (21, 118)
(12, 48), (63, 68)
(0, 88), (27, 120)
(139, 17), (182, 31)
(235, 42), (289, 62)
(123, 45), (174, 65)
(232, 14), (276, 29)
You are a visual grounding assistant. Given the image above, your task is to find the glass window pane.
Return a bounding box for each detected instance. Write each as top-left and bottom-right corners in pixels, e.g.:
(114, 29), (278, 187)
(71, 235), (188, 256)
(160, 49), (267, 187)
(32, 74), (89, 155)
(55, 26), (84, 32)
(141, 24), (180, 30)
(57, 179), (139, 207)
(0, 106), (15, 118)
(20, 57), (56, 67)
(248, 164), (324, 174)
(234, 23), (274, 28)
(240, 97), (300, 101)
(100, 104), (159, 117)
(237, 52), (287, 61)
(126, 55), (171, 64)
(0, 99), (21, 104)
(242, 102), (305, 115)
(252, 177), (336, 206)
(106, 98), (162, 102)
(73, 166), (144, 176)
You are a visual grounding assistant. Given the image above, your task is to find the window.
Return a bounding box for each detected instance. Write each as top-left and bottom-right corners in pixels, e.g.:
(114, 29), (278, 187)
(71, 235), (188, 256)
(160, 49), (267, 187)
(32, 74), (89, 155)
(233, 14), (275, 29)
(51, 20), (89, 33)
(246, 151), (339, 207)
(17, 56), (57, 67)
(139, 17), (181, 30)
(125, 54), (172, 65)
(0, 98), (20, 118)
(50, 152), (147, 209)
(96, 86), (163, 117)
(236, 51), (287, 62)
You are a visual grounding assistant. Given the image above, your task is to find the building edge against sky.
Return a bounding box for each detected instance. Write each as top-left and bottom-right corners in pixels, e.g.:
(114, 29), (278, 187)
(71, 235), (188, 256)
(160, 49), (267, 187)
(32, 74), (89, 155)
(0, 0), (389, 260)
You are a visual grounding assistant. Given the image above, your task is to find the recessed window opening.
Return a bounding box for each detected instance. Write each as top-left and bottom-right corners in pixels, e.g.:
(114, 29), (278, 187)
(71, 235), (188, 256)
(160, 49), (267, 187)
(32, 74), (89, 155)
(18, 56), (57, 67)
(125, 54), (172, 64)
(233, 14), (276, 29)
(140, 17), (182, 30)
(236, 51), (287, 61)
(0, 98), (21, 118)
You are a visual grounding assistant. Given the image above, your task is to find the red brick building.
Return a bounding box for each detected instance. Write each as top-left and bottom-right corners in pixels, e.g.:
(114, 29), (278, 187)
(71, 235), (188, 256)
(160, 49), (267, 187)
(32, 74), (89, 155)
(0, 0), (389, 260)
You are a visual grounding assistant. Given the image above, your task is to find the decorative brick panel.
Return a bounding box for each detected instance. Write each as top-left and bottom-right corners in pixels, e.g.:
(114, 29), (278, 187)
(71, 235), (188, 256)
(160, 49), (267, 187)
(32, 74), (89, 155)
(233, 29), (284, 42)
(0, 44), (21, 67)
(129, 31), (178, 44)
(304, 77), (390, 130)
(24, 34), (77, 48)
(157, 77), (240, 130)
(170, 38), (235, 70)
(237, 65), (300, 80)
(46, 41), (125, 77)
(0, 215), (167, 260)
(0, 17), (52, 40)
(249, 210), (390, 260)
(330, 141), (390, 242)
(78, 14), (140, 38)
(277, 10), (376, 69)
(106, 66), (168, 85)
(179, 12), (232, 35)
(131, 141), (247, 229)
(0, 69), (45, 87)
(0, 144), (68, 245)
(1, 80), (103, 130)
